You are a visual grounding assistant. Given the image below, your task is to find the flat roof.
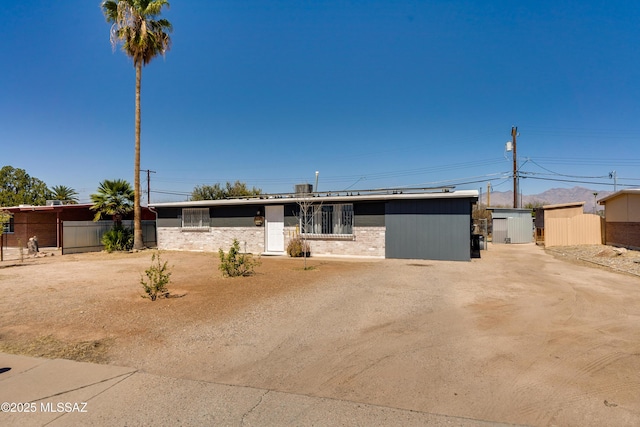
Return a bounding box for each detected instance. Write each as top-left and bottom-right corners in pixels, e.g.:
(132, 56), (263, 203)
(542, 201), (585, 210)
(2, 203), (94, 212)
(486, 207), (532, 212)
(150, 189), (479, 208)
(598, 188), (640, 204)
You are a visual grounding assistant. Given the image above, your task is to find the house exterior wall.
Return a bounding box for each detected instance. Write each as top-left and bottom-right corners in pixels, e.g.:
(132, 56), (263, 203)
(152, 194), (477, 261)
(604, 194), (640, 222)
(6, 211), (58, 247)
(157, 227), (265, 253)
(599, 192), (640, 249)
(605, 223), (640, 250)
(285, 226), (385, 257)
(156, 225), (386, 257)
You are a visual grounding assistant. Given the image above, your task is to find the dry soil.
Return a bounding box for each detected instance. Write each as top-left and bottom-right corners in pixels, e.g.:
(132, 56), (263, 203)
(1, 244), (639, 426)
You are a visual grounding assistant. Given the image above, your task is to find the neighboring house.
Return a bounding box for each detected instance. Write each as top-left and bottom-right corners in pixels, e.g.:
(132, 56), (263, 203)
(487, 208), (533, 244)
(598, 188), (640, 250)
(151, 189), (479, 261)
(540, 202), (602, 247)
(1, 203), (155, 248)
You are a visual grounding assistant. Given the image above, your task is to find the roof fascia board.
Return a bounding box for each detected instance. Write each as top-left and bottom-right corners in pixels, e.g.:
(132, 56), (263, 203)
(151, 190), (479, 208)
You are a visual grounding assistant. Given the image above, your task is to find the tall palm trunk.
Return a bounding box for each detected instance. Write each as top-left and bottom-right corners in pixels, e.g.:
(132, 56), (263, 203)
(133, 61), (144, 250)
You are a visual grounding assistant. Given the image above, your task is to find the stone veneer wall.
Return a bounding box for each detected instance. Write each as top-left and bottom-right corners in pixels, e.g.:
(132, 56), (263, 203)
(284, 226), (385, 258)
(157, 227), (265, 254)
(158, 226), (386, 257)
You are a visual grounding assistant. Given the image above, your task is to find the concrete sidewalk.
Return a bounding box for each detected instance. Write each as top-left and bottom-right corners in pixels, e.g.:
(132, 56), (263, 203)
(0, 353), (514, 427)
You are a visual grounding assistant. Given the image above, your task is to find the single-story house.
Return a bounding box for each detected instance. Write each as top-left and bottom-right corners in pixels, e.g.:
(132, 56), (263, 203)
(150, 189), (479, 261)
(539, 202), (603, 247)
(1, 202), (156, 248)
(487, 207), (533, 244)
(598, 188), (640, 250)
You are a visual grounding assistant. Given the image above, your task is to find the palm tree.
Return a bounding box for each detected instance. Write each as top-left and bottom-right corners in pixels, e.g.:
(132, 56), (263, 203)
(49, 185), (79, 204)
(90, 179), (135, 226)
(101, 0), (172, 249)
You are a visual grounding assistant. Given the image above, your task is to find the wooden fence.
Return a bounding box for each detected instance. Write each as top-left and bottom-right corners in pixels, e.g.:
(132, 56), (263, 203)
(544, 214), (603, 247)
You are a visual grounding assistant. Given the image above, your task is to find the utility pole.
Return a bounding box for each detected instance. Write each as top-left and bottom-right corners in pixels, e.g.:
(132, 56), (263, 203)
(511, 126), (518, 208)
(487, 182), (491, 207)
(609, 171), (617, 192)
(142, 169), (156, 205)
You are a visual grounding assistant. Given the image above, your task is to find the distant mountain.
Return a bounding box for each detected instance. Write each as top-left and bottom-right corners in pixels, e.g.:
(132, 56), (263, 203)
(480, 186), (612, 213)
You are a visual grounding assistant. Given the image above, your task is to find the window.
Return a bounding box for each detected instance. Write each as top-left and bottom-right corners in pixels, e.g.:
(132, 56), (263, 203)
(181, 208), (210, 231)
(301, 203), (353, 236)
(2, 217), (14, 234)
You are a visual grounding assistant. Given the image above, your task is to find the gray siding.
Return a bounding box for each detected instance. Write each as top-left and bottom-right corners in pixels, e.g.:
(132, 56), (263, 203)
(157, 218), (181, 228)
(490, 209), (533, 244)
(385, 199), (471, 261)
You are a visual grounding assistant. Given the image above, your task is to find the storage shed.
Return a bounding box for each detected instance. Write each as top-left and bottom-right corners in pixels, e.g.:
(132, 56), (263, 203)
(487, 208), (533, 244)
(151, 189), (479, 261)
(598, 188), (640, 250)
(541, 202), (603, 247)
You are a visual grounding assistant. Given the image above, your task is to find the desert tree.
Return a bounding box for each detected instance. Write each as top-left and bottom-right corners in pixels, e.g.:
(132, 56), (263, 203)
(101, 0), (172, 249)
(291, 192), (322, 270)
(191, 181), (262, 201)
(0, 166), (50, 206)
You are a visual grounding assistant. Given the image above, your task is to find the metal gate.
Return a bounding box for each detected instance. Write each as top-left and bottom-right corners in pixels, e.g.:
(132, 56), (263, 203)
(62, 220), (157, 254)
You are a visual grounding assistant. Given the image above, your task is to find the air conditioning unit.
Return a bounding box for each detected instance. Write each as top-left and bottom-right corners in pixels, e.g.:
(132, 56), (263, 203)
(46, 200), (63, 206)
(295, 184), (313, 195)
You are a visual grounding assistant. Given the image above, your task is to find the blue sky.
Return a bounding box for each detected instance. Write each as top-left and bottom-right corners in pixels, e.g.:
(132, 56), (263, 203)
(2, 1), (639, 203)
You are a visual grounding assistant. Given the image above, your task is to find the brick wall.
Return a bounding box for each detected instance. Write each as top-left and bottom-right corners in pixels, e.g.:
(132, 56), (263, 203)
(157, 227), (265, 254)
(605, 222), (640, 250)
(284, 226), (385, 258)
(5, 212), (58, 247)
(157, 225), (386, 258)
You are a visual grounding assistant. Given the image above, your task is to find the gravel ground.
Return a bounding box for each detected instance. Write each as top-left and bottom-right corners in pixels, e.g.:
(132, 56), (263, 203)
(546, 244), (640, 277)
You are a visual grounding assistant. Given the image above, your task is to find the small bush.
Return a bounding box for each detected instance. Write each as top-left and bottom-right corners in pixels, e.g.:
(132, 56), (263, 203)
(218, 239), (260, 277)
(102, 226), (133, 252)
(141, 252), (172, 301)
(287, 237), (310, 257)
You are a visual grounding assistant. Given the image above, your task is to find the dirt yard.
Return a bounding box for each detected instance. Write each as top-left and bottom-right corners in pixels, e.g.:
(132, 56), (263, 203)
(1, 244), (639, 426)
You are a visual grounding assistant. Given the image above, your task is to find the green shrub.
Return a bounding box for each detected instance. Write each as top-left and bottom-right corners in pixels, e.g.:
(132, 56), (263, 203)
(102, 226), (133, 252)
(218, 239), (260, 277)
(287, 237), (310, 257)
(140, 252), (172, 301)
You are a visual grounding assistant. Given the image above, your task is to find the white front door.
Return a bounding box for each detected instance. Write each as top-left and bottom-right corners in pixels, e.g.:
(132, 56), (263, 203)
(265, 205), (285, 253)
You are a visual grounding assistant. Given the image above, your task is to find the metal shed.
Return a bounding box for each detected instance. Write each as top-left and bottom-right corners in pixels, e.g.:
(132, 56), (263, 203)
(488, 208), (533, 244)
